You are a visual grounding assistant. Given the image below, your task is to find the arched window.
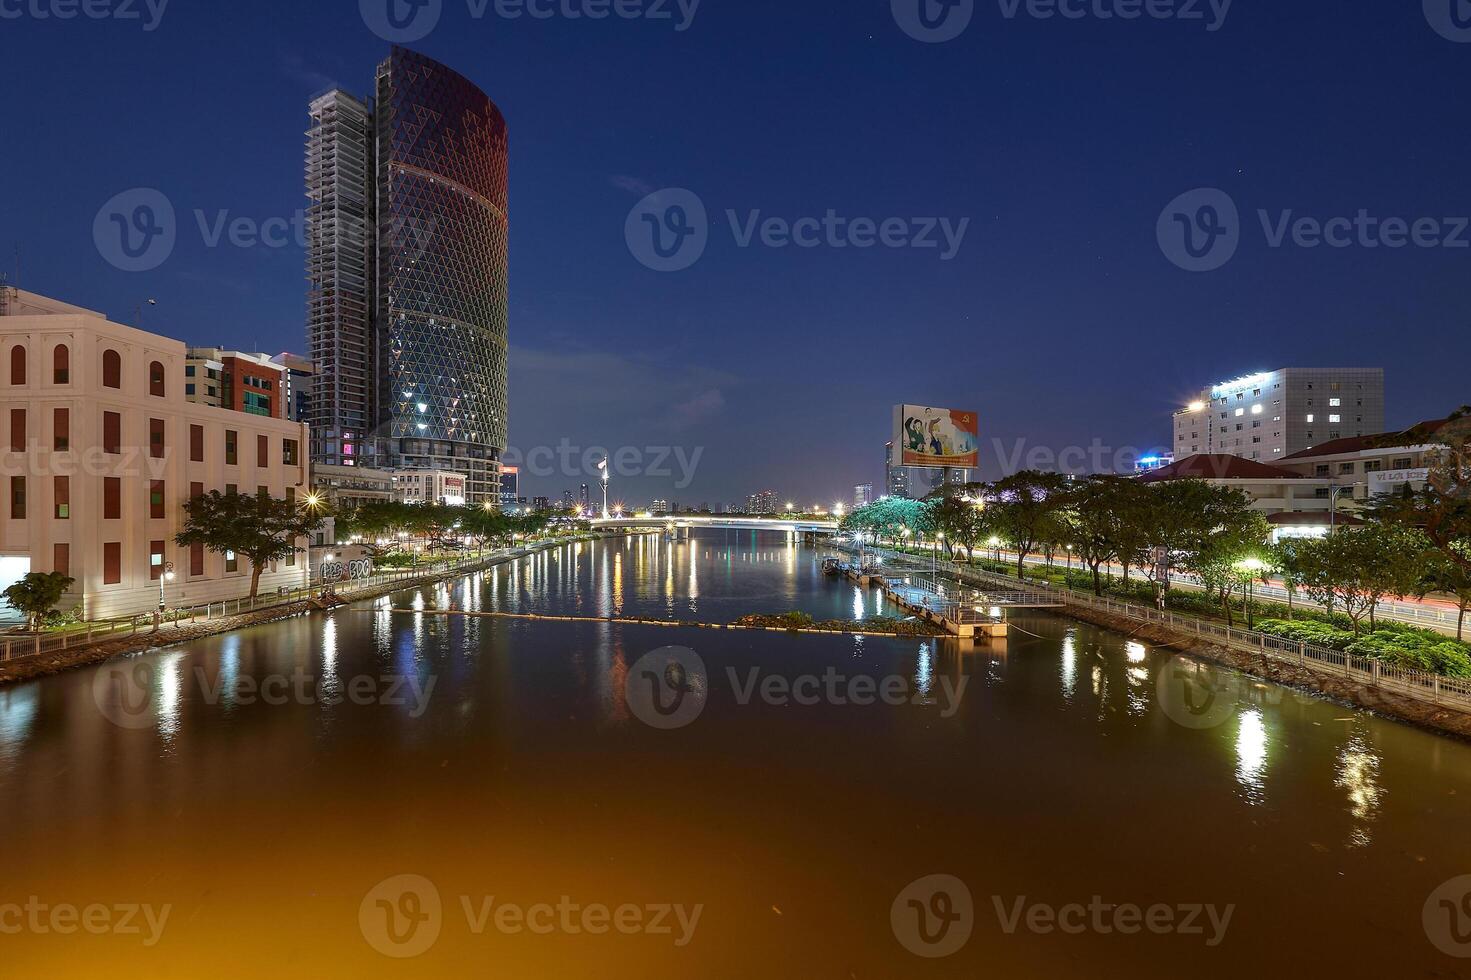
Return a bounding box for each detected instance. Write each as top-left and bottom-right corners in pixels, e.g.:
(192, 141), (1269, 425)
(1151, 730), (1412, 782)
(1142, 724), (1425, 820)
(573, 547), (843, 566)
(102, 349), (121, 389)
(53, 345), (69, 384)
(149, 360), (165, 397)
(8, 345), (23, 385)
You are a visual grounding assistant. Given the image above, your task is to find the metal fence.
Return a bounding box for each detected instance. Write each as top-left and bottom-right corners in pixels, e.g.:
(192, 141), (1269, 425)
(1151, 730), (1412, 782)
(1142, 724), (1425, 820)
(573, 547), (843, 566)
(0, 541), (564, 665)
(857, 544), (1471, 713)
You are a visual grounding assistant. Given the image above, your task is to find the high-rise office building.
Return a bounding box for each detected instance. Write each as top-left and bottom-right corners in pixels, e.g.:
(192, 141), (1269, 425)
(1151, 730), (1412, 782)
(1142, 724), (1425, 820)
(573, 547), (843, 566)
(884, 442), (910, 499)
(1173, 368), (1385, 462)
(499, 465), (519, 509)
(305, 46), (510, 503)
(854, 483), (873, 508)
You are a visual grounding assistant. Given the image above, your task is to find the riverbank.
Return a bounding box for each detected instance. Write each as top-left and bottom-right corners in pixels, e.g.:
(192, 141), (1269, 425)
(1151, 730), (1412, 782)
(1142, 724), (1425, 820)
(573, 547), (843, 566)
(838, 541), (1471, 739)
(0, 534), (612, 687)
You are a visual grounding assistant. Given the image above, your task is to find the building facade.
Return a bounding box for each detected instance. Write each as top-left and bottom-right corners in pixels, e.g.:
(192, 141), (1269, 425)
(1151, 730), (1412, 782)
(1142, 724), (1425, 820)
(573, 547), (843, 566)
(853, 483), (873, 508)
(271, 352), (315, 422)
(306, 47), (510, 503)
(185, 348), (286, 418)
(1173, 368), (1385, 463)
(393, 469), (468, 506)
(499, 465), (519, 509)
(1, 290), (311, 619)
(884, 441), (910, 499)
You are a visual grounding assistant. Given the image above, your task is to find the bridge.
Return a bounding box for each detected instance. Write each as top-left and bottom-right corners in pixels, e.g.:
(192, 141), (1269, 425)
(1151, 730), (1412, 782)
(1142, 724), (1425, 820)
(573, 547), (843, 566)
(589, 515), (840, 536)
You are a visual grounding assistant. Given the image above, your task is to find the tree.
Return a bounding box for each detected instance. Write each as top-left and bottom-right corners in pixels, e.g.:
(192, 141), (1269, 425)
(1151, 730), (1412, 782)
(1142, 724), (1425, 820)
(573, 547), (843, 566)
(1415, 544), (1471, 642)
(1058, 476), (1139, 595)
(176, 491), (323, 600)
(1267, 538), (1311, 620)
(1296, 524), (1426, 634)
(1181, 510), (1271, 627)
(1136, 480), (1254, 610)
(928, 492), (989, 560)
(988, 471), (1068, 579)
(2, 571), (74, 632)
(1370, 410), (1471, 577)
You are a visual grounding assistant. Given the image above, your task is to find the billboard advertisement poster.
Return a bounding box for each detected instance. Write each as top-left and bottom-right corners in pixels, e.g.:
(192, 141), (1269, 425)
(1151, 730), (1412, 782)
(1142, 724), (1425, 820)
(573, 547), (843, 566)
(894, 405), (979, 469)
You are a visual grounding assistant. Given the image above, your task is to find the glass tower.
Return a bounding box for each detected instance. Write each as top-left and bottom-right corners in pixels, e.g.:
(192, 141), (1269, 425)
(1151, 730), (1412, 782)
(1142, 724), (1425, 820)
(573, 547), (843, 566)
(306, 47), (509, 503)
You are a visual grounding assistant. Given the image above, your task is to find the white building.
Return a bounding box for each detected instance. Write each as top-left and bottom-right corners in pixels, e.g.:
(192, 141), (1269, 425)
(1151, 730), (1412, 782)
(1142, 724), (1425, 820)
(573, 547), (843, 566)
(854, 483), (873, 508)
(393, 469), (468, 507)
(651, 499), (669, 515)
(1, 289), (311, 620)
(1173, 368), (1385, 463)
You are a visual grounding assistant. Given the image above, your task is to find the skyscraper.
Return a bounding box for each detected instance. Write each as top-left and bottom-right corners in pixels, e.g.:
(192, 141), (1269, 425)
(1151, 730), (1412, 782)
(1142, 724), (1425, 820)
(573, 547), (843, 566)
(306, 47), (509, 503)
(884, 442), (910, 499)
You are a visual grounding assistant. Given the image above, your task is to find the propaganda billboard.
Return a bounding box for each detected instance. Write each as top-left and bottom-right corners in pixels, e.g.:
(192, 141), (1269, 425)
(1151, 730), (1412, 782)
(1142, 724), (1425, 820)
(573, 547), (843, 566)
(893, 405), (980, 469)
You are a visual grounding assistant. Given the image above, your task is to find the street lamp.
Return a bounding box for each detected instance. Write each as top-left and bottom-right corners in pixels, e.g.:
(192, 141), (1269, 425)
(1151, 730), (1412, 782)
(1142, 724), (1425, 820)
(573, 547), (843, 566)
(1235, 556), (1266, 627)
(1329, 483), (1363, 530)
(157, 561), (174, 611)
(989, 536), (1002, 564)
(933, 531), (944, 573)
(1066, 544), (1074, 579)
(599, 457), (610, 519)
(320, 551), (337, 599)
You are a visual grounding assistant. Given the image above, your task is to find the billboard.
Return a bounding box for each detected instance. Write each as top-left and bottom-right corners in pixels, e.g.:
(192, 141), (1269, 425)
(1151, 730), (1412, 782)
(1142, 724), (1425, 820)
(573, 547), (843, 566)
(894, 405), (979, 469)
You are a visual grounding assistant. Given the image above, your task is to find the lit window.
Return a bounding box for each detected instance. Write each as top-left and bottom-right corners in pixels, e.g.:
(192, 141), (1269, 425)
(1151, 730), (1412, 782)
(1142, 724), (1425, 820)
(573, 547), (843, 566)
(1329, 414), (1341, 423)
(1235, 408), (1245, 417)
(1329, 398), (1341, 407)
(1306, 414), (1315, 423)
(1251, 405), (1263, 415)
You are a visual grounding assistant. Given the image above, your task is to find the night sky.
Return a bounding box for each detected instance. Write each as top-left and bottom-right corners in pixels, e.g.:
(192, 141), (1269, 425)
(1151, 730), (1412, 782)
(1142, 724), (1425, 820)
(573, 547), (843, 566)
(3, 0), (1468, 507)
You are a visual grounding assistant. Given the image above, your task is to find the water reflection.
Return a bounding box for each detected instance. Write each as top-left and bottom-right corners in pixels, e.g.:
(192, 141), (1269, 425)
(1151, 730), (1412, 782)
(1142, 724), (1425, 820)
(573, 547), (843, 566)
(1235, 709), (1268, 804)
(156, 651), (185, 743)
(1336, 727), (1383, 847)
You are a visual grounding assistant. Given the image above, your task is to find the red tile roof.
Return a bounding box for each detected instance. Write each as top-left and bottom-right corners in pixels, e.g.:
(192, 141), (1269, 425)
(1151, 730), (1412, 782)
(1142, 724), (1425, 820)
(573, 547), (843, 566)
(1282, 419), (1450, 460)
(1137, 454), (1307, 482)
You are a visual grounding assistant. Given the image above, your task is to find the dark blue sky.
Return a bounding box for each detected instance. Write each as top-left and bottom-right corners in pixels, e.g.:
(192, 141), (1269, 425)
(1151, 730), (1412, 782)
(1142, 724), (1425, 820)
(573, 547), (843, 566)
(3, 0), (1468, 506)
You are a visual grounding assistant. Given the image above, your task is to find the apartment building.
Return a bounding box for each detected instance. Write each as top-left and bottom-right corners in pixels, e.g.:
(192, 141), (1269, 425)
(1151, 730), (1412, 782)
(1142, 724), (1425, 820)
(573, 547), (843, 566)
(184, 348), (287, 418)
(1, 289), (311, 619)
(1173, 368), (1385, 462)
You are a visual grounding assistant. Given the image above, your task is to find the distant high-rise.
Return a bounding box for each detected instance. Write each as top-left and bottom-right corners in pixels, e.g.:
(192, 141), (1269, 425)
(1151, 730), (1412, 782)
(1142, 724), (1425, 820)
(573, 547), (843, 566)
(306, 46), (509, 503)
(1172, 368), (1385, 462)
(854, 483), (873, 508)
(884, 442), (910, 499)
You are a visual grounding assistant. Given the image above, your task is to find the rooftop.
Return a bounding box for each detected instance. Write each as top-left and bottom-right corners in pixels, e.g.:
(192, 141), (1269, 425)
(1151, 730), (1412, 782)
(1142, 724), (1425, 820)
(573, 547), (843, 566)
(1281, 418), (1451, 460)
(1136, 454), (1308, 483)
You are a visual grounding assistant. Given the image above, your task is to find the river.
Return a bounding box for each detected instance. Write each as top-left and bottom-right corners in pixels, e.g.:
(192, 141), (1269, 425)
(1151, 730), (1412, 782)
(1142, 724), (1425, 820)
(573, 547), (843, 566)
(1, 530), (1469, 977)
